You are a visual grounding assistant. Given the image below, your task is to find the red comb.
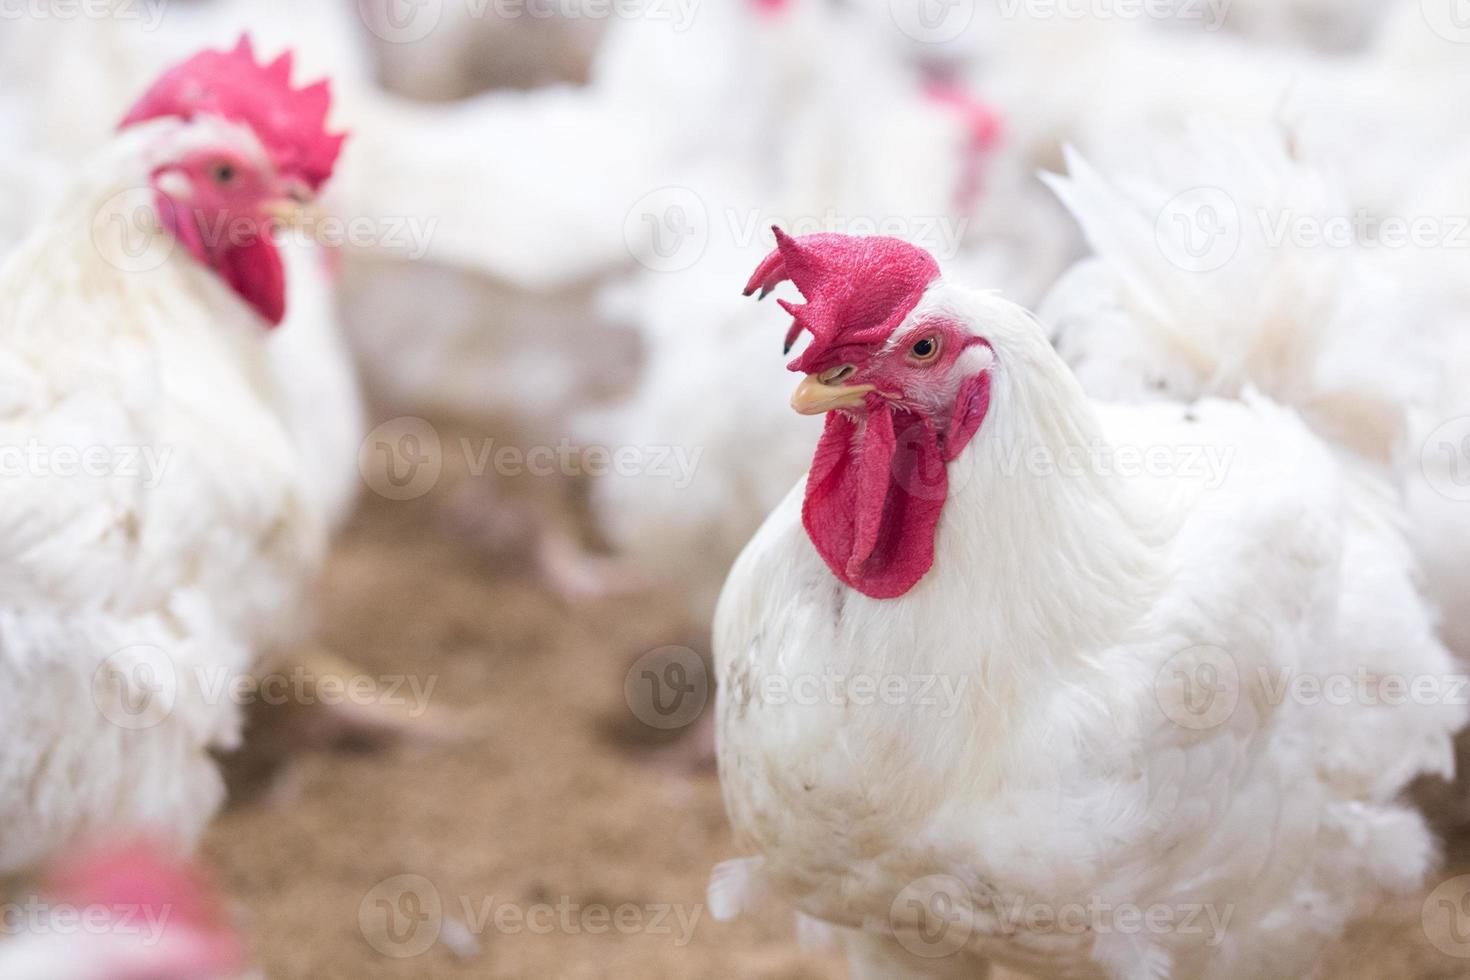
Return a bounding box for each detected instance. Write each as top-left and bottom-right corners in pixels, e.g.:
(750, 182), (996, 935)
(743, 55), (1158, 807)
(745, 228), (940, 373)
(120, 35), (345, 191)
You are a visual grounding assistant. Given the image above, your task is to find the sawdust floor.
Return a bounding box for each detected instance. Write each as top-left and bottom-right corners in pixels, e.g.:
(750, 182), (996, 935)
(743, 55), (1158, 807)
(202, 447), (1470, 979)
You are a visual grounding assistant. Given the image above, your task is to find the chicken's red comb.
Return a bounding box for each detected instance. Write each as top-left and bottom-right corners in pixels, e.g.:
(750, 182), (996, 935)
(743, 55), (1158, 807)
(745, 228), (940, 373)
(120, 35), (346, 191)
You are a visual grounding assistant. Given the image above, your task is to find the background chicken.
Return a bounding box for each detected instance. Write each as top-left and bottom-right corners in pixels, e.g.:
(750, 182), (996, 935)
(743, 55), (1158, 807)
(3, 2), (1470, 977)
(0, 38), (351, 875)
(712, 231), (1463, 978)
(1040, 125), (1470, 661)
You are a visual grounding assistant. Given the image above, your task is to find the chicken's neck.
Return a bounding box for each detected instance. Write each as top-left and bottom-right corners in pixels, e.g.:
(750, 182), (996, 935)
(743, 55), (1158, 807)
(903, 332), (1165, 700)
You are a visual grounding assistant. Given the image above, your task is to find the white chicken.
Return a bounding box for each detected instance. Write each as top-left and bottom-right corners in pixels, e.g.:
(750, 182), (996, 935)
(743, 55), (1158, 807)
(1040, 125), (1470, 659)
(711, 230), (1463, 978)
(0, 6), (368, 534)
(0, 39), (350, 875)
(575, 0), (1027, 619)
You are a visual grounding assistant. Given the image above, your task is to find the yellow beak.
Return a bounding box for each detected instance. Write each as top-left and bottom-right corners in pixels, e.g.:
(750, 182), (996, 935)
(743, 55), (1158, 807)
(791, 374), (876, 415)
(261, 198), (321, 232)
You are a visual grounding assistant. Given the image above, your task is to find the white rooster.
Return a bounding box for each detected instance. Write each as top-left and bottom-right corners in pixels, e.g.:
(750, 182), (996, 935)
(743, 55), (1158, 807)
(711, 230), (1463, 978)
(0, 39), (350, 875)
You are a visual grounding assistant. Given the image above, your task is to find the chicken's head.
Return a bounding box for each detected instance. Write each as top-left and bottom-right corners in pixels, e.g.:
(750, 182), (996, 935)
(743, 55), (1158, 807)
(747, 229), (994, 599)
(118, 36), (346, 326)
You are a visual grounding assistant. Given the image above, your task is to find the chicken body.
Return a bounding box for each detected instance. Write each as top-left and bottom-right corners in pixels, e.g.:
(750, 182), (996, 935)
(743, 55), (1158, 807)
(715, 283), (1462, 979)
(1041, 127), (1470, 659)
(0, 118), (329, 874)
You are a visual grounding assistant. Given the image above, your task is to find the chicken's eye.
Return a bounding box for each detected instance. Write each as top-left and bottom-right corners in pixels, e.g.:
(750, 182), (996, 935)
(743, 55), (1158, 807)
(210, 162), (238, 185)
(909, 336), (940, 362)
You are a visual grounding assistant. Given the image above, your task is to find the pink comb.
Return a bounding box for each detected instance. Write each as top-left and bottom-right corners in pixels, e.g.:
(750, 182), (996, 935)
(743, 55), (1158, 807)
(120, 35), (346, 191)
(745, 228), (940, 373)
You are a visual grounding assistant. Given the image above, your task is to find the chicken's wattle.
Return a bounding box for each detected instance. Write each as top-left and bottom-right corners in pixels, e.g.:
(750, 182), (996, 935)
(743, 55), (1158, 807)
(804, 403), (948, 598)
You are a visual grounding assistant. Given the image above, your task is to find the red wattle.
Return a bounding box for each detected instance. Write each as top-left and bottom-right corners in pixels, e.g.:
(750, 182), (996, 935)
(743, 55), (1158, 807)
(218, 231), (286, 326)
(803, 406), (949, 599)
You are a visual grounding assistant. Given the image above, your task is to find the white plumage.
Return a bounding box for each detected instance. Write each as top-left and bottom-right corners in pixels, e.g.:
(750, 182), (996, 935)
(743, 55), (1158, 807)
(1041, 126), (1470, 659)
(714, 274), (1462, 978)
(0, 116), (338, 874)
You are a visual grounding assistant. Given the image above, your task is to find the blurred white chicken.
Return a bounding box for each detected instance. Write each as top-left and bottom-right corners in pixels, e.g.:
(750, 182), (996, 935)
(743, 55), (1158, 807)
(0, 3), (368, 532)
(0, 839), (243, 980)
(575, 0), (1027, 621)
(712, 230), (1463, 978)
(1040, 125), (1470, 657)
(0, 39), (352, 875)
